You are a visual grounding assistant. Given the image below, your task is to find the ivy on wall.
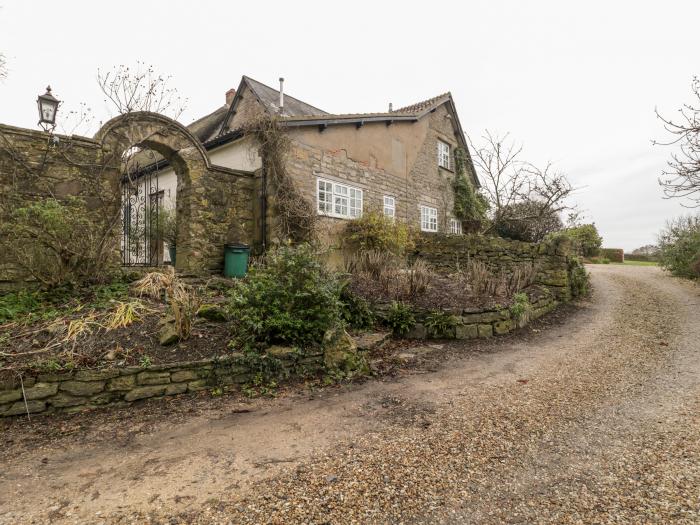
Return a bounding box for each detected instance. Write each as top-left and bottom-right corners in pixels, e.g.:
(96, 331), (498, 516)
(452, 147), (488, 225)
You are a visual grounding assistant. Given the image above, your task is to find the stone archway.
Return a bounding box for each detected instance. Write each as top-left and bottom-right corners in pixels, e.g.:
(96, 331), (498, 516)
(95, 112), (217, 273)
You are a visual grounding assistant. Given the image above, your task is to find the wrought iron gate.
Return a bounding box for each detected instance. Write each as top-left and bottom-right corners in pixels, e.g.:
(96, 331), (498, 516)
(121, 167), (164, 266)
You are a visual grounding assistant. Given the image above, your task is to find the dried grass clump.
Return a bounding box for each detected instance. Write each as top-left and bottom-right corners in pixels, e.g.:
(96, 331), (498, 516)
(345, 251), (436, 302)
(169, 280), (201, 340)
(456, 260), (538, 300)
(132, 268), (175, 300)
(131, 267), (200, 340)
(105, 300), (149, 330)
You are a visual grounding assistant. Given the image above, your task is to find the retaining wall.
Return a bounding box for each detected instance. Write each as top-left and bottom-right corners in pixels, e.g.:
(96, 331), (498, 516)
(376, 285), (557, 340)
(0, 348), (323, 418)
(414, 233), (575, 300)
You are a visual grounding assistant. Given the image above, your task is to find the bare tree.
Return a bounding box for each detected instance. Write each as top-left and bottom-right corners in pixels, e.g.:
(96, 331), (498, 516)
(0, 52), (7, 81)
(97, 62), (187, 119)
(468, 131), (575, 234)
(655, 76), (700, 206)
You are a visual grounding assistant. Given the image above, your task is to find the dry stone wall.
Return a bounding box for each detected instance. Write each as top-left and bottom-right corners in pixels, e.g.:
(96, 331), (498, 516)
(414, 233), (575, 300)
(0, 349), (324, 418)
(376, 285), (556, 341)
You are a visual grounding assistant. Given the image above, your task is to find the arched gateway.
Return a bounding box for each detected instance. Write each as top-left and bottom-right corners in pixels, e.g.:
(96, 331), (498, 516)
(94, 112), (255, 273)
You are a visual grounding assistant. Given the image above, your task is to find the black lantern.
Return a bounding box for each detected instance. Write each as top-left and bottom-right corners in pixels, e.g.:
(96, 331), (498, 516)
(37, 86), (60, 130)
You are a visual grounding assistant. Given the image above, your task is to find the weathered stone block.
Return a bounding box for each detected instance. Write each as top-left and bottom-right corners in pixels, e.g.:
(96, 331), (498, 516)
(137, 371), (171, 385)
(164, 383), (188, 395)
(3, 400), (46, 416)
(0, 389), (22, 404)
(196, 303), (228, 322)
(477, 324), (493, 338)
(107, 375), (136, 391)
(90, 392), (119, 405)
(23, 382), (59, 400)
(493, 320), (514, 335)
(187, 379), (208, 392)
(37, 372), (74, 382)
(124, 385), (168, 402)
(462, 311), (507, 324)
(74, 369), (120, 381)
(455, 324), (478, 339)
(170, 370), (199, 383)
(49, 393), (88, 408)
(60, 381), (105, 396)
(266, 345), (297, 360)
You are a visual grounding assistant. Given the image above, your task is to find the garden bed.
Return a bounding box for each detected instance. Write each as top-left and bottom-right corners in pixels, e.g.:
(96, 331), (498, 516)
(0, 281), (234, 382)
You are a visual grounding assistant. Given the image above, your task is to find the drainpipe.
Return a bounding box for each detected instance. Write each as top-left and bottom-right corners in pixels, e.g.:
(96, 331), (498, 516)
(261, 167), (267, 253)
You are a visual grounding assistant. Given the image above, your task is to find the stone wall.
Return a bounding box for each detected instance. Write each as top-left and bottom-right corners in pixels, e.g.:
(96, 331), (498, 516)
(0, 348), (323, 418)
(376, 285), (557, 340)
(601, 248), (624, 263)
(0, 124), (117, 288)
(0, 116), (256, 288)
(414, 233), (575, 300)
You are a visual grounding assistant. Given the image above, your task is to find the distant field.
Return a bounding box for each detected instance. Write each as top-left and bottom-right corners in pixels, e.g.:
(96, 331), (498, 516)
(619, 260), (658, 266)
(585, 260), (659, 266)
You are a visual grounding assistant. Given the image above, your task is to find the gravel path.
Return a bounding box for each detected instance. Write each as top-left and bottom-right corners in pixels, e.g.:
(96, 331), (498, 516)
(2, 265), (699, 524)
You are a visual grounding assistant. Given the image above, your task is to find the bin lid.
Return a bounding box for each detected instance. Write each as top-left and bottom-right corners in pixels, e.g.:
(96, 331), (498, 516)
(225, 243), (250, 250)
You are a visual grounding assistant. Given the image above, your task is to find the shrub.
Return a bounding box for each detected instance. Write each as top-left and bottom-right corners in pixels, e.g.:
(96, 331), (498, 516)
(564, 224), (602, 257)
(509, 292), (530, 320)
(343, 211), (415, 256)
(657, 215), (700, 279)
(568, 257), (590, 297)
(0, 197), (117, 288)
(424, 310), (458, 338)
(339, 283), (375, 330)
(494, 201), (563, 243)
(0, 290), (43, 323)
(228, 244), (342, 348)
(385, 301), (415, 336)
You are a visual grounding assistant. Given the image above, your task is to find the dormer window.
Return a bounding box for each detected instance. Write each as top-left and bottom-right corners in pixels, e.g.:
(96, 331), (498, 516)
(437, 140), (451, 170)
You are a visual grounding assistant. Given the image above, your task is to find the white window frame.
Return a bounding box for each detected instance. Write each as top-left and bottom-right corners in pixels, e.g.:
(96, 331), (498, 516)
(450, 218), (463, 235)
(383, 195), (395, 219)
(420, 205), (438, 232)
(437, 140), (451, 170)
(317, 177), (363, 219)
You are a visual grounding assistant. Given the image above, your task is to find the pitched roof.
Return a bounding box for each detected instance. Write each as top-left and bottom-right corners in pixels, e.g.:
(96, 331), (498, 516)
(393, 92), (451, 115)
(187, 104), (229, 144)
(242, 76), (328, 117)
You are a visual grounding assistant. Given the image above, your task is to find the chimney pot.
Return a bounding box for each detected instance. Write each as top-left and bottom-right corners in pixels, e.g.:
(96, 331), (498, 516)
(225, 88), (236, 106)
(279, 77), (285, 113)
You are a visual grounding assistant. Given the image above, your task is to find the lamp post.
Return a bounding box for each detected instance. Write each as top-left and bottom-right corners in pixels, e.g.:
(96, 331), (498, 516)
(37, 86), (60, 131)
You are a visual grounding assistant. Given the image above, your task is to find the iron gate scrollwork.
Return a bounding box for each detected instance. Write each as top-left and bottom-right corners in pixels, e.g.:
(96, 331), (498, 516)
(121, 155), (165, 267)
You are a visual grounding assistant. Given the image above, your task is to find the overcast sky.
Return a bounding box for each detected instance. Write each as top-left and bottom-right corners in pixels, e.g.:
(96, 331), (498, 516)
(1, 0), (698, 250)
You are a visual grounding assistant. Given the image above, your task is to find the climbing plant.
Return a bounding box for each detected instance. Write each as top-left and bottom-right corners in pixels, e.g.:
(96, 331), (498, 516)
(246, 117), (317, 244)
(452, 147), (488, 227)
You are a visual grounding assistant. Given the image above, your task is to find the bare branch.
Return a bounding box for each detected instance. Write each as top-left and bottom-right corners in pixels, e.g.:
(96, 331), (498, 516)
(655, 76), (700, 206)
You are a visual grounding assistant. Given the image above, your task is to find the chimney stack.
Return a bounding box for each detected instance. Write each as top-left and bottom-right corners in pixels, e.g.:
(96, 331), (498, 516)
(279, 77), (285, 114)
(225, 88), (236, 106)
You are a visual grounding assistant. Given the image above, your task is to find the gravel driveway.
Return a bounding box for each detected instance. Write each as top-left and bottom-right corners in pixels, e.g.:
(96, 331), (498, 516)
(2, 265), (699, 524)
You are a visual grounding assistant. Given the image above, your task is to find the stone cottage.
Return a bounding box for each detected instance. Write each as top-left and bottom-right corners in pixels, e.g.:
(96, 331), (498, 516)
(125, 75), (481, 263)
